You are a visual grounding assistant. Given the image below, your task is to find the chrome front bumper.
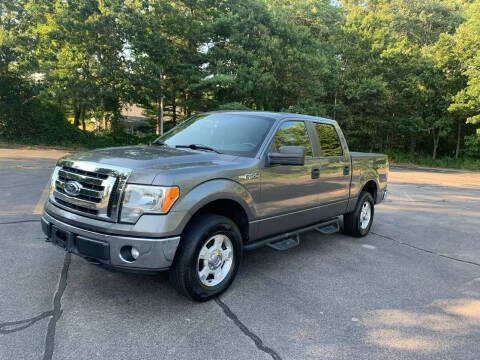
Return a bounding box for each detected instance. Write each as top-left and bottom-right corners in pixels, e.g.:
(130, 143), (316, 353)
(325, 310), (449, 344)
(42, 211), (180, 272)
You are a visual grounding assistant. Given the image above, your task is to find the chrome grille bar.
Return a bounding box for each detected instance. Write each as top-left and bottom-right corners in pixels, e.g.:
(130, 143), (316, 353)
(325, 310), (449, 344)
(58, 169), (104, 187)
(49, 160), (131, 222)
(55, 179), (103, 201)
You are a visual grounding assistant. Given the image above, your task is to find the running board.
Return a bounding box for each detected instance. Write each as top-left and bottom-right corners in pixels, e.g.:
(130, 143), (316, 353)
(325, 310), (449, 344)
(267, 234), (300, 251)
(244, 217), (340, 251)
(315, 221), (340, 235)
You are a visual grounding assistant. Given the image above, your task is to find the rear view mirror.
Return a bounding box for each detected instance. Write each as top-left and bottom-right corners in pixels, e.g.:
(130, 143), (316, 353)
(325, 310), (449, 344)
(268, 146), (305, 166)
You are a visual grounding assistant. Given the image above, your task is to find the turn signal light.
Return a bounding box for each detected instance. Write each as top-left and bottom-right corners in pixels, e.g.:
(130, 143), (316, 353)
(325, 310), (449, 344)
(162, 187), (180, 213)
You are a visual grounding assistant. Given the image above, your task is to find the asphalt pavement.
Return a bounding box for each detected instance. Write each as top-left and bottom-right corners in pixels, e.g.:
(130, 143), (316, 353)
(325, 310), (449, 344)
(1, 148), (479, 360)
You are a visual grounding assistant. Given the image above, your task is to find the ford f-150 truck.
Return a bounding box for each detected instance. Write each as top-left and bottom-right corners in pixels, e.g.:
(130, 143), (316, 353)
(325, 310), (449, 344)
(41, 111), (388, 301)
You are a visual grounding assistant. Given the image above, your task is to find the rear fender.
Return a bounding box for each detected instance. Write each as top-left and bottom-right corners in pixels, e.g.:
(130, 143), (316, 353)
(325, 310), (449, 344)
(357, 169), (380, 199)
(347, 169), (380, 213)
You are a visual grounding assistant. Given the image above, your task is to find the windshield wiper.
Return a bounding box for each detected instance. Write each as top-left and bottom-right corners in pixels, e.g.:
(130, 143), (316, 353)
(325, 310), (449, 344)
(175, 144), (223, 154)
(151, 141), (167, 146)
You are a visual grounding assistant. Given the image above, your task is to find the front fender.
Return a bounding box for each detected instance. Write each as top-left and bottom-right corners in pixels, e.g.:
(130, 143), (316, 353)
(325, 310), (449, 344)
(171, 179), (256, 232)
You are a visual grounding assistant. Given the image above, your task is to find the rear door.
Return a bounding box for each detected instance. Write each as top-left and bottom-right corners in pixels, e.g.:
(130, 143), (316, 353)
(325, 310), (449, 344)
(309, 121), (351, 217)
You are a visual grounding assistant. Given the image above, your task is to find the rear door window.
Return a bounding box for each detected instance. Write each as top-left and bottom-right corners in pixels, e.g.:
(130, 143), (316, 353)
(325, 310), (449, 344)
(313, 123), (343, 157)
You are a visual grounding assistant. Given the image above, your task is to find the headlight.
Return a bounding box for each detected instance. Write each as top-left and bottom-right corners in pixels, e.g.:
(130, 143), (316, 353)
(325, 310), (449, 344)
(120, 185), (179, 223)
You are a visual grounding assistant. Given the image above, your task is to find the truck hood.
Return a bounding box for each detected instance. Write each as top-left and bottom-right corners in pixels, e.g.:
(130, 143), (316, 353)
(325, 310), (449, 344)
(61, 145), (239, 184)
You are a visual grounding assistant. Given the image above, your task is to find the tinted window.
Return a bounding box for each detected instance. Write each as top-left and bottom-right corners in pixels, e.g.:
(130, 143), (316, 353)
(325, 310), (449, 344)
(157, 113), (275, 157)
(272, 121), (312, 157)
(313, 123), (343, 157)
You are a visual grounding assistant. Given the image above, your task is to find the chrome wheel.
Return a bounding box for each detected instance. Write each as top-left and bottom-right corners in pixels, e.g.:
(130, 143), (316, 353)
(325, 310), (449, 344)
(360, 201), (371, 230)
(197, 234), (234, 287)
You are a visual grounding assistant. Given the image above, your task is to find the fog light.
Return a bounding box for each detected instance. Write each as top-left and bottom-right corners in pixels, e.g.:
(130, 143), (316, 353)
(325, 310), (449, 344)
(131, 247), (140, 260)
(120, 245), (140, 262)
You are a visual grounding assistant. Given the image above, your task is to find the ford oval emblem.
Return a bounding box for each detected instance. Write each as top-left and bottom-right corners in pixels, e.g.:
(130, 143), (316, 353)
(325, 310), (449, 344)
(64, 181), (82, 196)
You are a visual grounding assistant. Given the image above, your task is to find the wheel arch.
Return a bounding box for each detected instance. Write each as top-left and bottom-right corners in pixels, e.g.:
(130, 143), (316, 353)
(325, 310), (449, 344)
(361, 180), (378, 202)
(356, 167), (380, 203)
(174, 179), (254, 243)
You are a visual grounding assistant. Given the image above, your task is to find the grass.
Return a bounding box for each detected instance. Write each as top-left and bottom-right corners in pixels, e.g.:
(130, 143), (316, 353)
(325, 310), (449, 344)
(387, 151), (480, 171)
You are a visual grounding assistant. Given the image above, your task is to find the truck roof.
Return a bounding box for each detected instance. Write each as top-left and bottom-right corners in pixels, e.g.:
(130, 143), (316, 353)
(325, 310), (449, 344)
(201, 110), (337, 124)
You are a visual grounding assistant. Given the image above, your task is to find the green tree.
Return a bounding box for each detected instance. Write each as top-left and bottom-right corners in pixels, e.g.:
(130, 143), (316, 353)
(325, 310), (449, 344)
(446, 1), (480, 126)
(206, 0), (339, 114)
(123, 0), (214, 134)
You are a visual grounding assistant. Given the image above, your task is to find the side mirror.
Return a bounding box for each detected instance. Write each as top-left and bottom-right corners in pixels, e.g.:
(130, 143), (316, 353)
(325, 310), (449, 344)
(268, 146), (305, 166)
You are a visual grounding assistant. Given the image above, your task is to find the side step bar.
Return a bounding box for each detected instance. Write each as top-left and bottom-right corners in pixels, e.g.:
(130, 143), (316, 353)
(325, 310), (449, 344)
(267, 234), (300, 251)
(244, 217), (340, 251)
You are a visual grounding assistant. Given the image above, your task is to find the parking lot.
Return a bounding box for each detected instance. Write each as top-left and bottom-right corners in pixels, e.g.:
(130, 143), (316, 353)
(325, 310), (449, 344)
(1, 148), (479, 360)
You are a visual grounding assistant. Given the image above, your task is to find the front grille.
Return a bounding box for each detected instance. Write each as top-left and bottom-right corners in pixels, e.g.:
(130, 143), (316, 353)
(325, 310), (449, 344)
(58, 173), (104, 191)
(55, 198), (99, 215)
(107, 178), (120, 217)
(55, 187), (102, 203)
(50, 160), (131, 222)
(62, 165), (109, 180)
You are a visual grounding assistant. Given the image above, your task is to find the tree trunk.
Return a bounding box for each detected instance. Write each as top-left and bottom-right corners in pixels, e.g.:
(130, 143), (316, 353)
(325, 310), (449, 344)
(101, 98), (108, 131)
(432, 130), (440, 160)
(172, 98), (177, 123)
(156, 97), (164, 135)
(409, 138), (416, 154)
(73, 106), (80, 127)
(160, 97), (164, 135)
(80, 107), (86, 131)
(455, 119), (462, 159)
(110, 101), (122, 142)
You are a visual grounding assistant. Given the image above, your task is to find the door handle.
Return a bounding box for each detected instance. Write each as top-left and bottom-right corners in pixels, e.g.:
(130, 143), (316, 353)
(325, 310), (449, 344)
(343, 165), (350, 175)
(311, 167), (320, 179)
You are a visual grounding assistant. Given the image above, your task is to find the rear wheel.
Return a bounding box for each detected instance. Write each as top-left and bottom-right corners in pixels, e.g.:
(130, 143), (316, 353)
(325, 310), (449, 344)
(169, 214), (242, 301)
(343, 191), (374, 237)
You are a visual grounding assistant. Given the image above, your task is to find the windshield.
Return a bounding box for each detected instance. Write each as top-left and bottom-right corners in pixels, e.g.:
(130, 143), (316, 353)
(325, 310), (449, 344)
(156, 113), (275, 157)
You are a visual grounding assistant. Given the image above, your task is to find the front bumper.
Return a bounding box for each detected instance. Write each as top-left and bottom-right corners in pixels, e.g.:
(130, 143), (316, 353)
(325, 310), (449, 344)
(42, 211), (180, 272)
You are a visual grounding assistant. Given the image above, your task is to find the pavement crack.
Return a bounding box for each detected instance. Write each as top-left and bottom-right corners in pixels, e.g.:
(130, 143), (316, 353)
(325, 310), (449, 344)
(0, 219), (40, 225)
(371, 231), (480, 268)
(0, 311), (53, 334)
(215, 297), (282, 360)
(43, 252), (71, 360)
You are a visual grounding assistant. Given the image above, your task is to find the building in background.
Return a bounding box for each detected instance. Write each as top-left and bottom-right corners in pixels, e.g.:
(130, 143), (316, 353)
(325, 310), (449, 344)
(121, 104), (153, 135)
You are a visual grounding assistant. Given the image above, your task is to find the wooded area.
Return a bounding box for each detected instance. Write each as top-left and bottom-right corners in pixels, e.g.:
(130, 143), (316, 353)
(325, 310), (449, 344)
(1, 0), (479, 164)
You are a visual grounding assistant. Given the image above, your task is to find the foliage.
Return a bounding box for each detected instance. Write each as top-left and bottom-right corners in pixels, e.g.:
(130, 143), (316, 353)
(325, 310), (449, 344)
(464, 130), (480, 158)
(216, 102), (251, 111)
(444, 0), (480, 125)
(0, 0), (479, 165)
(388, 151), (480, 171)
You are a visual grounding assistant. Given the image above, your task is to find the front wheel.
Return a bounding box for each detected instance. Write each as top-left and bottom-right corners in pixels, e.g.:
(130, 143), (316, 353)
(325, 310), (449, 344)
(169, 214), (242, 301)
(343, 191), (374, 237)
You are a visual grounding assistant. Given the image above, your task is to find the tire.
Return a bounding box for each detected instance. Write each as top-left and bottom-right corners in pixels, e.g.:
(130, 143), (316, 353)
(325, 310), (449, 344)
(343, 191), (374, 237)
(169, 214), (243, 301)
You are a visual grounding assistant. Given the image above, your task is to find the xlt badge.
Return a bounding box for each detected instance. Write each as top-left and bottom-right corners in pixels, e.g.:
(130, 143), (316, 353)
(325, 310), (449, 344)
(238, 172), (260, 180)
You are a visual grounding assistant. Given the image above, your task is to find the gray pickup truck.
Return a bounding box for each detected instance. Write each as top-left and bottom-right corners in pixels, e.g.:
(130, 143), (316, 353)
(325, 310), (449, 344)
(41, 111), (388, 301)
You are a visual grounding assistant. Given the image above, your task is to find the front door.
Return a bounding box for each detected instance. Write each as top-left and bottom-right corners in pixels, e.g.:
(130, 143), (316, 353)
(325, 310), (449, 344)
(256, 120), (319, 238)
